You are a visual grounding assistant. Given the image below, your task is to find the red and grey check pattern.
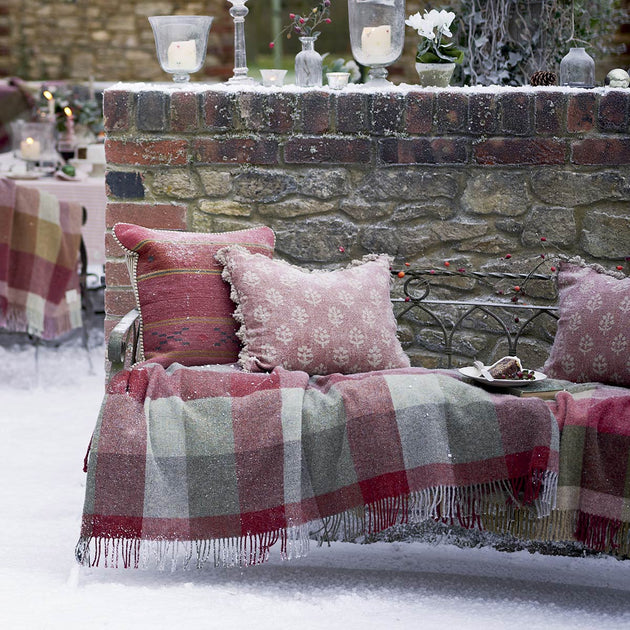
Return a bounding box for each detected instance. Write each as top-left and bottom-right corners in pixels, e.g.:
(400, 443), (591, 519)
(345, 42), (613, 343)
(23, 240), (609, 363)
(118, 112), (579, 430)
(78, 364), (559, 568)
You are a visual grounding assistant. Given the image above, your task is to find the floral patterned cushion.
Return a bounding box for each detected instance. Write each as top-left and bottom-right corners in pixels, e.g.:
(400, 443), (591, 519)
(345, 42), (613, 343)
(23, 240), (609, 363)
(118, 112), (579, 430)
(543, 259), (630, 386)
(113, 223), (275, 367)
(215, 247), (410, 375)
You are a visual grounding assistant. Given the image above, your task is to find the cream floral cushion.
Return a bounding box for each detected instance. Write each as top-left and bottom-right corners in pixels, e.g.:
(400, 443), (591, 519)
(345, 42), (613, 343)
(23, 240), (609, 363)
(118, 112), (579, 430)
(543, 259), (630, 386)
(215, 247), (410, 375)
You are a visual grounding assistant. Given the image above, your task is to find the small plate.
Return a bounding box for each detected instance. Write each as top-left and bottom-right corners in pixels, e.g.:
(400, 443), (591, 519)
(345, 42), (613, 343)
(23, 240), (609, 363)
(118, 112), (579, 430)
(6, 172), (40, 180)
(55, 171), (84, 181)
(458, 366), (547, 387)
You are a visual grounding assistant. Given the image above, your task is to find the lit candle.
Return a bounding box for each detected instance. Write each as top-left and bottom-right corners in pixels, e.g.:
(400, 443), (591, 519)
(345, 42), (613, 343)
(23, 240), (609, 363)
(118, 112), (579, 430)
(360, 25), (392, 64)
(43, 90), (55, 119)
(167, 39), (197, 71)
(260, 69), (287, 87)
(20, 137), (41, 160)
(64, 106), (75, 134)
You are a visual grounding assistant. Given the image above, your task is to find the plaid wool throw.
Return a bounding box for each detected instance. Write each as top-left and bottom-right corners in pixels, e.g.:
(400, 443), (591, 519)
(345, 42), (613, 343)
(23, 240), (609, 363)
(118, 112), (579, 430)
(0, 177), (82, 339)
(77, 363), (559, 569)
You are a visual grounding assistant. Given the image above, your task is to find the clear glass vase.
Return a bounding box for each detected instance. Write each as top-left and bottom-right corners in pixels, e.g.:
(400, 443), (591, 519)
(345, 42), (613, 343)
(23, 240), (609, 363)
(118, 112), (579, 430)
(295, 36), (323, 88)
(559, 47), (595, 88)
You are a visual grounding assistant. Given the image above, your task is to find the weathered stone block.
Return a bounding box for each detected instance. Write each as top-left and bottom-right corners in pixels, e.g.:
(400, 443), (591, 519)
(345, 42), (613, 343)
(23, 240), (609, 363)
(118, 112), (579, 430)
(232, 169), (296, 203)
(198, 169), (232, 196)
(455, 235), (516, 255)
(522, 206), (577, 247)
(259, 198), (336, 218)
(149, 170), (201, 199)
(273, 216), (359, 263)
(390, 202), (456, 222)
(581, 209), (630, 258)
(530, 169), (625, 206)
(357, 170), (458, 201)
(431, 221), (489, 242)
(339, 198), (393, 221)
(295, 168), (349, 199)
(197, 199), (252, 217)
(462, 171), (530, 216)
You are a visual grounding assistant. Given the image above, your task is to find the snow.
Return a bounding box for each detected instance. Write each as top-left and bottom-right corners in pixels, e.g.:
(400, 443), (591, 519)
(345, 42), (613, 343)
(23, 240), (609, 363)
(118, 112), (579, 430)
(1, 339), (629, 630)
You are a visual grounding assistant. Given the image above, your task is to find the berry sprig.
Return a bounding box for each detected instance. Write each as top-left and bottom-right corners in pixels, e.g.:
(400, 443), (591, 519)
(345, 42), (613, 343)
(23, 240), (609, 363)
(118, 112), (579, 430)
(269, 1), (332, 49)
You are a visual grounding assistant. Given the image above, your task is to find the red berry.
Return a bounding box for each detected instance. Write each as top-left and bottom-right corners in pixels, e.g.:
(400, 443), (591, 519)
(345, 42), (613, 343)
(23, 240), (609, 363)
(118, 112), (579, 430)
(405, 262), (410, 267)
(404, 296), (410, 302)
(505, 254), (512, 259)
(325, 18), (332, 23)
(289, 13), (295, 18)
(550, 266), (556, 272)
(617, 265), (624, 271)
(444, 261), (450, 267)
(429, 269), (435, 274)
(457, 268), (466, 273)
(269, 42), (275, 48)
(397, 271), (405, 278)
(541, 237), (547, 242)
(338, 246), (345, 253)
(514, 285), (521, 292)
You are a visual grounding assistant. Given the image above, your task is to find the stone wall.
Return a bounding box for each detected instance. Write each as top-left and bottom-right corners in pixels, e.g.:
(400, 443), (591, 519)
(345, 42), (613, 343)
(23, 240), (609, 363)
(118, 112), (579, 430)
(0, 0), (231, 81)
(102, 84), (630, 366)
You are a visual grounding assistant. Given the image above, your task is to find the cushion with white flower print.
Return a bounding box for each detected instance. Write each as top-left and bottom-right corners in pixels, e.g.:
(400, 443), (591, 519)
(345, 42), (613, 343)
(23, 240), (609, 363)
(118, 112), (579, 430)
(215, 247), (410, 375)
(543, 258), (630, 387)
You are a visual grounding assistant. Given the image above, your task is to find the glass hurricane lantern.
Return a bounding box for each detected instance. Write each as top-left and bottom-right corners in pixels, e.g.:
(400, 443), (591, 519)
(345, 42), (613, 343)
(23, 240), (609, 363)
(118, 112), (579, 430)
(348, 0), (406, 86)
(149, 15), (214, 83)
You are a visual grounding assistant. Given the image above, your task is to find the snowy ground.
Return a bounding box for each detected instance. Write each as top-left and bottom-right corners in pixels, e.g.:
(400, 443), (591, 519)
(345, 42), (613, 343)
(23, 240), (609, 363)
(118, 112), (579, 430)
(1, 337), (629, 630)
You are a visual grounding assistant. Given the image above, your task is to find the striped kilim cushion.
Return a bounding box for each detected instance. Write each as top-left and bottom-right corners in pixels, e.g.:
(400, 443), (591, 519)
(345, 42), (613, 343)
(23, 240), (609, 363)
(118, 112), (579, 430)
(114, 223), (275, 366)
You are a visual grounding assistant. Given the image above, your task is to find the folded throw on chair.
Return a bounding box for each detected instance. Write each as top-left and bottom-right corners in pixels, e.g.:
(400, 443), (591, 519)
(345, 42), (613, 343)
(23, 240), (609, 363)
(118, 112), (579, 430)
(77, 363), (559, 569)
(0, 177), (82, 339)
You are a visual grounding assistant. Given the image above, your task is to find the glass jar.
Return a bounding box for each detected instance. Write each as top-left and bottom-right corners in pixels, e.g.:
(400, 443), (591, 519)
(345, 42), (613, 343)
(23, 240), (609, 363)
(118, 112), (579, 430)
(295, 36), (323, 88)
(559, 47), (595, 88)
(348, 0), (406, 85)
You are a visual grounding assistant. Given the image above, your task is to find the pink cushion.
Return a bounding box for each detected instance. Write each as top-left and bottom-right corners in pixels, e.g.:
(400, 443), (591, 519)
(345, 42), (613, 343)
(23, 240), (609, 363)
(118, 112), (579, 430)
(543, 260), (630, 386)
(113, 223), (275, 366)
(216, 247), (410, 375)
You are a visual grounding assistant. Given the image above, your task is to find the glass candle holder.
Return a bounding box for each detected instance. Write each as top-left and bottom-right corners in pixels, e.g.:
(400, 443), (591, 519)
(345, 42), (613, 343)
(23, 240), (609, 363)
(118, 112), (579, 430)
(327, 72), (350, 89)
(348, 0), (405, 85)
(260, 69), (287, 87)
(11, 120), (57, 169)
(559, 47), (595, 88)
(149, 15), (214, 83)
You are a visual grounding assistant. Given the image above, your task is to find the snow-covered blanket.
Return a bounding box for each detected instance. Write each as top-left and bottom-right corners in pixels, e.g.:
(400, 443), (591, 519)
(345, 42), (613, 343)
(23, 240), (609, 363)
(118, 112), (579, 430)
(0, 177), (82, 338)
(549, 384), (630, 554)
(77, 363), (559, 569)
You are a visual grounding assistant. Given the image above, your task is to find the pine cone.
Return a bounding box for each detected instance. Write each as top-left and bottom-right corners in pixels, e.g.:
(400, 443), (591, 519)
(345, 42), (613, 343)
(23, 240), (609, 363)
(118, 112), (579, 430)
(530, 71), (558, 86)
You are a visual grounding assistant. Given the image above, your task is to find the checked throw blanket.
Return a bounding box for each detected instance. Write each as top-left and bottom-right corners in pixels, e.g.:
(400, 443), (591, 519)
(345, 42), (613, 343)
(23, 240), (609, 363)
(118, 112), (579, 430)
(77, 363), (559, 569)
(0, 177), (82, 339)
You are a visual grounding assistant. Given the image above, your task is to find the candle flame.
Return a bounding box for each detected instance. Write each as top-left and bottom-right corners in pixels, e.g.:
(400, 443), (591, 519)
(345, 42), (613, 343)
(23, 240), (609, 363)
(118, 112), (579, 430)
(25, 137), (35, 145)
(64, 106), (72, 117)
(43, 90), (53, 101)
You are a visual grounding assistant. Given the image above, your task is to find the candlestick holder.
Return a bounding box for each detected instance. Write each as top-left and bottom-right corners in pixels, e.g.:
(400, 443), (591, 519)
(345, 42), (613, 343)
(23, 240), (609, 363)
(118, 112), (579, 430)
(348, 0), (406, 85)
(227, 0), (256, 85)
(149, 15), (214, 83)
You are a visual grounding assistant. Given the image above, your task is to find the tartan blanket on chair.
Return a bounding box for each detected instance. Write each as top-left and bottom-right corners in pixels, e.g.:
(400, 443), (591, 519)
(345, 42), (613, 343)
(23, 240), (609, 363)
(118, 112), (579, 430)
(77, 363), (559, 569)
(549, 384), (630, 554)
(0, 177), (82, 339)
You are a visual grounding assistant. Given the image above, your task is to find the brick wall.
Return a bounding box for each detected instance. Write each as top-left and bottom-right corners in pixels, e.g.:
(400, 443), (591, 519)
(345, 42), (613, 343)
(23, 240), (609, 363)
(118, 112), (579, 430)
(103, 85), (630, 363)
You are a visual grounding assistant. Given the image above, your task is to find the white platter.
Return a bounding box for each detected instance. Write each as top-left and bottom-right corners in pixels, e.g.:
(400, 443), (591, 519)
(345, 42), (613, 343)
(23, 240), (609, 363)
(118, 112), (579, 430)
(458, 366), (547, 387)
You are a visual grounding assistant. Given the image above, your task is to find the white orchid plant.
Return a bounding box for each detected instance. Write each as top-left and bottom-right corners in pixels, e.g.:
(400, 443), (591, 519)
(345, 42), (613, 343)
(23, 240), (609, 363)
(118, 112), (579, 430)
(406, 9), (464, 65)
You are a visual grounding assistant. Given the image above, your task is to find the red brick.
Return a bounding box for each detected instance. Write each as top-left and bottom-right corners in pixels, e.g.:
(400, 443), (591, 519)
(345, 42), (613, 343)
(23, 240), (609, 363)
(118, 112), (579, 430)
(369, 93), (405, 135)
(535, 92), (566, 135)
(170, 91), (200, 132)
(300, 91), (332, 134)
(474, 138), (566, 165)
(103, 89), (133, 132)
(202, 91), (234, 129)
(104, 287), (137, 317)
(105, 139), (188, 166)
(106, 202), (188, 230)
(500, 92), (533, 135)
(405, 92), (434, 134)
(379, 138), (468, 164)
(237, 92), (296, 133)
(468, 93), (498, 134)
(105, 232), (125, 258)
(567, 93), (596, 133)
(435, 92), (468, 132)
(192, 138), (279, 164)
(572, 138), (630, 165)
(284, 137), (372, 164)
(105, 261), (131, 287)
(598, 91), (629, 132)
(335, 93), (367, 133)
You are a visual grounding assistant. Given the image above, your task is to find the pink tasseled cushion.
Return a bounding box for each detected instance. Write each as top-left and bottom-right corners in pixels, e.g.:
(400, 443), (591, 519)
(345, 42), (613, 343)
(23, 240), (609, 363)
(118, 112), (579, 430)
(216, 246), (410, 375)
(114, 223), (275, 367)
(543, 259), (630, 386)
